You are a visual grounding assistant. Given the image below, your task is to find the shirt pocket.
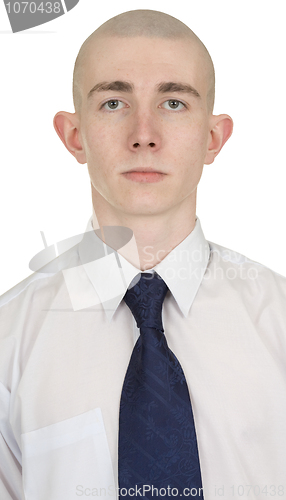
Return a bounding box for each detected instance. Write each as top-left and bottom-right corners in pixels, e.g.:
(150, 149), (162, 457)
(21, 408), (116, 500)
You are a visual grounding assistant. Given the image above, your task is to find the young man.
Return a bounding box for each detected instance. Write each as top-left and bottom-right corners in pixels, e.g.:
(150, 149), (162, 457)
(0, 9), (285, 500)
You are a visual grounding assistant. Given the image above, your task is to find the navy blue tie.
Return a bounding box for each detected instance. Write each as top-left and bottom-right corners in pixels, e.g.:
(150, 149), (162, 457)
(118, 272), (204, 499)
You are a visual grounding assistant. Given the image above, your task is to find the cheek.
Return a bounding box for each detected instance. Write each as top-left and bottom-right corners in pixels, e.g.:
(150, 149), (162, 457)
(172, 125), (208, 167)
(82, 120), (119, 170)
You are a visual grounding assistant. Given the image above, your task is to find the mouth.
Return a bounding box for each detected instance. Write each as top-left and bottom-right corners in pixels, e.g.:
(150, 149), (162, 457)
(121, 170), (166, 183)
(122, 168), (164, 174)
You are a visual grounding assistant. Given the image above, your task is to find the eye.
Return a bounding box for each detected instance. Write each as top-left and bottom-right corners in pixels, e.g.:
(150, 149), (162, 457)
(161, 99), (185, 110)
(102, 100), (126, 111)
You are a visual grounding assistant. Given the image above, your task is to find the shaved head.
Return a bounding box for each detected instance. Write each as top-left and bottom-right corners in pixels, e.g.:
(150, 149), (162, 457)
(72, 9), (215, 114)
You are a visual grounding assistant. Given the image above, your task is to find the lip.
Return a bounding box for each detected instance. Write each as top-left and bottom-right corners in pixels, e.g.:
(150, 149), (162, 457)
(122, 171), (166, 183)
(122, 168), (164, 173)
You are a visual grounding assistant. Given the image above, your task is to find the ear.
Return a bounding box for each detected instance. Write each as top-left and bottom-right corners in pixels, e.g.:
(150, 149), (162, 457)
(53, 111), (86, 164)
(204, 114), (233, 165)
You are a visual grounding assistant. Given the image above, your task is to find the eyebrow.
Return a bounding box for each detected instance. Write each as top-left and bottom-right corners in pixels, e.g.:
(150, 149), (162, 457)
(156, 81), (200, 98)
(88, 81), (134, 97)
(87, 80), (201, 99)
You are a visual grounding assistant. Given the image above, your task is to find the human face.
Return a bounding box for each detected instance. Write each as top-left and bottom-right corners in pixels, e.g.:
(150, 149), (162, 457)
(77, 36), (213, 218)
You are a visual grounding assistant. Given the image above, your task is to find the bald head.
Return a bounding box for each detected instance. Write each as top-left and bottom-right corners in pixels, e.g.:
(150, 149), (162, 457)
(72, 9), (215, 113)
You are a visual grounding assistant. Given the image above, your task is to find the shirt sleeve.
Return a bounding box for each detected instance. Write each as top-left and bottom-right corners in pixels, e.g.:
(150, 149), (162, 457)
(0, 383), (22, 500)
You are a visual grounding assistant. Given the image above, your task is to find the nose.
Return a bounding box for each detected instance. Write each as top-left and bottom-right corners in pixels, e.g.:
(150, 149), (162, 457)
(127, 107), (161, 152)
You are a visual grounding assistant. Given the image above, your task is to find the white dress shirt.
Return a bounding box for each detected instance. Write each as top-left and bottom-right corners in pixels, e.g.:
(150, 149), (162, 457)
(0, 215), (286, 500)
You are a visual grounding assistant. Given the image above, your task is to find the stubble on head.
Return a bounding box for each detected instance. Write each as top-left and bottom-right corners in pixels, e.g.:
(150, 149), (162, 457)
(72, 9), (215, 117)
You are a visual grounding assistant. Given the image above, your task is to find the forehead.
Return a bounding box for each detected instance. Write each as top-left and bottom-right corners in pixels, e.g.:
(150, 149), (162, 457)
(81, 36), (209, 97)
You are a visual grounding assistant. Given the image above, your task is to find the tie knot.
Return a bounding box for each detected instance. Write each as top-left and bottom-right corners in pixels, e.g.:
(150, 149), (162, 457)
(123, 272), (169, 331)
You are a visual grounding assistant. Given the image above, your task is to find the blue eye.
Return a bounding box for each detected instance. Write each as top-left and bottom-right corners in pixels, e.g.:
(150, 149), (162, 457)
(162, 100), (185, 110)
(103, 100), (125, 110)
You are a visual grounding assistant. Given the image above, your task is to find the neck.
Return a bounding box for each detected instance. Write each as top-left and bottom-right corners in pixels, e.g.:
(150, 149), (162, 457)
(91, 188), (197, 271)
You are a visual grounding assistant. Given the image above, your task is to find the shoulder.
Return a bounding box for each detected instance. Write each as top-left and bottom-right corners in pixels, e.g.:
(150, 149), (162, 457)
(208, 240), (286, 287)
(0, 244), (80, 336)
(203, 241), (286, 363)
(0, 245), (81, 389)
(206, 240), (286, 318)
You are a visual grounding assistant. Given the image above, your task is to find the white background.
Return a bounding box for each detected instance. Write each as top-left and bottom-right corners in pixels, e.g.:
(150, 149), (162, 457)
(0, 0), (285, 296)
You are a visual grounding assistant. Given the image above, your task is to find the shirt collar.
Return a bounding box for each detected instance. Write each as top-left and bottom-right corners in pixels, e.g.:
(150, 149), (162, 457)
(75, 215), (210, 322)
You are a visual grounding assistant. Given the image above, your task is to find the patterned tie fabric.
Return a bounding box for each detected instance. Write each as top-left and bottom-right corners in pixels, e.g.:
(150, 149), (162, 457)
(118, 272), (204, 499)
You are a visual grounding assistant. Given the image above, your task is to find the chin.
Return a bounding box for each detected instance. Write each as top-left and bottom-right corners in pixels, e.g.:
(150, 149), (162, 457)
(121, 202), (168, 216)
